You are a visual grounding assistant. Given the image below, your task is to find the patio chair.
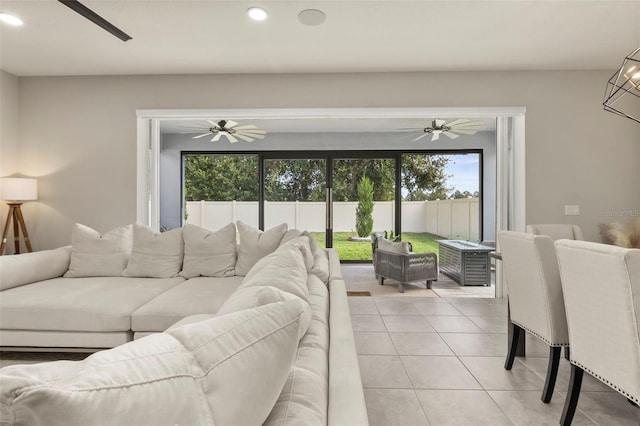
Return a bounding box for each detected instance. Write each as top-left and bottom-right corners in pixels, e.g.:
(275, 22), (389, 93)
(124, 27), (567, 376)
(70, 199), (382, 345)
(526, 224), (584, 241)
(498, 231), (569, 403)
(371, 235), (438, 293)
(555, 239), (640, 425)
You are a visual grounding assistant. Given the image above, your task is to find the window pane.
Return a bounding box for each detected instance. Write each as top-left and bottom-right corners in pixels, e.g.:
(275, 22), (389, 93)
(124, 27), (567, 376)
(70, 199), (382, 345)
(183, 154), (259, 229)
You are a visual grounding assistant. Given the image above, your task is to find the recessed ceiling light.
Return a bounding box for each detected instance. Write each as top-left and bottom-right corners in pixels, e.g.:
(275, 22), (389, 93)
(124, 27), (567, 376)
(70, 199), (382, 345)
(0, 13), (23, 26)
(298, 9), (326, 26)
(247, 7), (268, 21)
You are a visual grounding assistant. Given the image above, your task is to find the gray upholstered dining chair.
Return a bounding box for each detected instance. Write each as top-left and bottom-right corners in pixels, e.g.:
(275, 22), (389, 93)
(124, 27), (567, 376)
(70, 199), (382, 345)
(555, 239), (640, 426)
(526, 224), (584, 241)
(497, 231), (570, 403)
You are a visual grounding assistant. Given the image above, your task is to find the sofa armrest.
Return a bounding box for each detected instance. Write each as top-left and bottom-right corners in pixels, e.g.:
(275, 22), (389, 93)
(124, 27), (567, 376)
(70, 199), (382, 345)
(0, 246), (71, 291)
(328, 278), (369, 426)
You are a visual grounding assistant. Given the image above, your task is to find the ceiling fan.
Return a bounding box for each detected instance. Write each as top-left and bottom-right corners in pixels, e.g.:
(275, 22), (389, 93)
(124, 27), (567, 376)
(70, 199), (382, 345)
(180, 120), (267, 143)
(404, 119), (486, 141)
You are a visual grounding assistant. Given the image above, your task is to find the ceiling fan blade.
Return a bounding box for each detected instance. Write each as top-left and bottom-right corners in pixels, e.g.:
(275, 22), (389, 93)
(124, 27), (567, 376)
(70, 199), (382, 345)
(237, 129), (266, 135)
(443, 118), (468, 127)
(225, 134), (239, 143)
(206, 120), (220, 127)
(192, 133), (211, 139)
(452, 124), (485, 131)
(412, 133), (430, 142)
(211, 133), (222, 142)
(444, 132), (460, 139)
(233, 124), (258, 130)
(58, 0), (132, 41)
(434, 119), (446, 127)
(225, 120), (239, 128)
(431, 133), (440, 141)
(234, 133), (254, 143)
(453, 121), (485, 129)
(237, 132), (265, 139)
(450, 129), (478, 135)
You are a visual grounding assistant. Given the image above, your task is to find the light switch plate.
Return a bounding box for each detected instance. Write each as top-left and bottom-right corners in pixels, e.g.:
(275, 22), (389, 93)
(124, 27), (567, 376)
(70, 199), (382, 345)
(565, 205), (580, 216)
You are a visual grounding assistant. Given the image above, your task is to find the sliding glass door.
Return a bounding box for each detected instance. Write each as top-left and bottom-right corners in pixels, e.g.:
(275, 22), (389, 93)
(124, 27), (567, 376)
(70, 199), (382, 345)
(332, 157), (395, 260)
(263, 158), (327, 248)
(180, 150), (483, 262)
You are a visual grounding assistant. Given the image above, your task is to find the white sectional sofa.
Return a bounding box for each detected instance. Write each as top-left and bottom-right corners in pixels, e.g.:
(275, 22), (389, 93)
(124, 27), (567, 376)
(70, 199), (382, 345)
(0, 222), (368, 426)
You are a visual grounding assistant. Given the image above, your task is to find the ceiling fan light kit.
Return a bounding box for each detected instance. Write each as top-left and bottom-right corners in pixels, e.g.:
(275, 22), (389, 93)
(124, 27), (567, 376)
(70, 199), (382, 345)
(603, 45), (640, 124)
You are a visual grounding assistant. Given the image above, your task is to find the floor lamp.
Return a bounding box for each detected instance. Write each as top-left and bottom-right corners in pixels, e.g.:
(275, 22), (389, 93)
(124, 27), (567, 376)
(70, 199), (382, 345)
(1, 178), (38, 255)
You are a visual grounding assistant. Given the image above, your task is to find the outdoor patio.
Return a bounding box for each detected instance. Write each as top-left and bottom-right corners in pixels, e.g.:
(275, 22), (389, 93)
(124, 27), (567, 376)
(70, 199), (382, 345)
(342, 264), (496, 298)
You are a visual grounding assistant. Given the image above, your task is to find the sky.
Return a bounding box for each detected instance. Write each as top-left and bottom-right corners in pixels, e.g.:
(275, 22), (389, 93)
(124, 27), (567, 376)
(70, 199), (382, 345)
(443, 154), (480, 194)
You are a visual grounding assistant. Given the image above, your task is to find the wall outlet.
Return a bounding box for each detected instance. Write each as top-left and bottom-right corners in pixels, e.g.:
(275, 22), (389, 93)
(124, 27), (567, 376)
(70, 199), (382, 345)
(565, 205), (580, 216)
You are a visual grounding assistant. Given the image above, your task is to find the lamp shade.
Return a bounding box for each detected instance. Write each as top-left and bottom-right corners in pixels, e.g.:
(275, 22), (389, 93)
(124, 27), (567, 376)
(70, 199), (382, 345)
(1, 178), (38, 201)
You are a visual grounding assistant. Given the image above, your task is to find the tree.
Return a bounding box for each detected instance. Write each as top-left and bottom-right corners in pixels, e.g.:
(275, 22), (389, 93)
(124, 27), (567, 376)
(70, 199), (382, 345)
(355, 176), (374, 237)
(451, 190), (478, 199)
(402, 154), (451, 201)
(184, 155), (259, 201)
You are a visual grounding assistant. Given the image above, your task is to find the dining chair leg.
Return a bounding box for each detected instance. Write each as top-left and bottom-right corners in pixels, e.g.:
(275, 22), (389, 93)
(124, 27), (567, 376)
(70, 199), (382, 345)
(564, 346), (570, 361)
(561, 364), (584, 426)
(542, 346), (561, 403)
(504, 323), (522, 370)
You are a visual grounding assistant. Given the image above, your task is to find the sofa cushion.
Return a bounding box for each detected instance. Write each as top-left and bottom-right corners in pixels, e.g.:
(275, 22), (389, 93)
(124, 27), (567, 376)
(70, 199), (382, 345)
(311, 248), (330, 285)
(0, 277), (184, 332)
(277, 235), (314, 271)
(240, 244), (310, 304)
(280, 228), (303, 245)
(302, 230), (320, 255)
(0, 300), (311, 426)
(0, 246), (71, 291)
(265, 273), (330, 425)
(64, 223), (133, 278)
(123, 225), (184, 278)
(131, 276), (243, 332)
(218, 286), (311, 339)
(235, 221), (288, 276)
(181, 223), (236, 278)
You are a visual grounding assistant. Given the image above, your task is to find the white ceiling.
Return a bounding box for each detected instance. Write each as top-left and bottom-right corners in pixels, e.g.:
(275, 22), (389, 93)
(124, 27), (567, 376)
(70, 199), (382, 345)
(1, 0), (639, 77)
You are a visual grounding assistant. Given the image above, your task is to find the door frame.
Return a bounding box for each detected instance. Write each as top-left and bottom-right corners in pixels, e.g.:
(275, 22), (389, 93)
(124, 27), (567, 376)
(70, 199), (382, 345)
(137, 107), (526, 297)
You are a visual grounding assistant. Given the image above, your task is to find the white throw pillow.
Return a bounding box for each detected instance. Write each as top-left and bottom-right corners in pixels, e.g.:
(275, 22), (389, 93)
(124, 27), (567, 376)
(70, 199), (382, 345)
(235, 221), (288, 276)
(64, 223), (132, 277)
(301, 230), (320, 255)
(277, 235), (314, 271)
(122, 225), (183, 278)
(240, 244), (310, 304)
(311, 248), (330, 285)
(0, 300), (310, 426)
(280, 229), (303, 246)
(181, 223), (236, 278)
(218, 286), (311, 338)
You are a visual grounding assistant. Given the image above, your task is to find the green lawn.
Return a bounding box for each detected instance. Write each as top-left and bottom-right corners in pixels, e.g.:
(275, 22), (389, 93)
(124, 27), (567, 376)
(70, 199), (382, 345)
(310, 232), (441, 261)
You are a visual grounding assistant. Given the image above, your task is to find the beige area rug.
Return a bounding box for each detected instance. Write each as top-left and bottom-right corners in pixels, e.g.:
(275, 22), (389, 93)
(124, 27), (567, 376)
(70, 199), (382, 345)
(341, 264), (496, 298)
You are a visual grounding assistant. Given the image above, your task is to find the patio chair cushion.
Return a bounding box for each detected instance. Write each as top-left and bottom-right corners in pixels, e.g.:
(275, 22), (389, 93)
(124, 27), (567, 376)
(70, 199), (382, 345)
(64, 223), (132, 278)
(378, 237), (411, 254)
(181, 223), (236, 278)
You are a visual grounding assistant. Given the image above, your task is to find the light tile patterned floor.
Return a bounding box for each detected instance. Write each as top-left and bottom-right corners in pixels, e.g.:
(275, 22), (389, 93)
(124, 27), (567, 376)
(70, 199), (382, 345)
(344, 267), (640, 426)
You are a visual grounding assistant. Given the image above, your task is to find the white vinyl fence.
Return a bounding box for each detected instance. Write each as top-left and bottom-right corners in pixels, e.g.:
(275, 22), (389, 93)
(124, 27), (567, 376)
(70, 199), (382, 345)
(186, 198), (479, 240)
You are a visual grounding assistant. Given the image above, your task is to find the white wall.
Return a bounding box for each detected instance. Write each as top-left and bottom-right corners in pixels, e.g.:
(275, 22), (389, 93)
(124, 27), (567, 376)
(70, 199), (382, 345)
(0, 71), (21, 252)
(7, 71), (640, 249)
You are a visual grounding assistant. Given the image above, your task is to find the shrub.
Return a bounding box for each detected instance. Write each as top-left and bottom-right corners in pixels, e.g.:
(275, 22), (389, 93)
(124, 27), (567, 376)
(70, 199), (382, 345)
(356, 176), (374, 237)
